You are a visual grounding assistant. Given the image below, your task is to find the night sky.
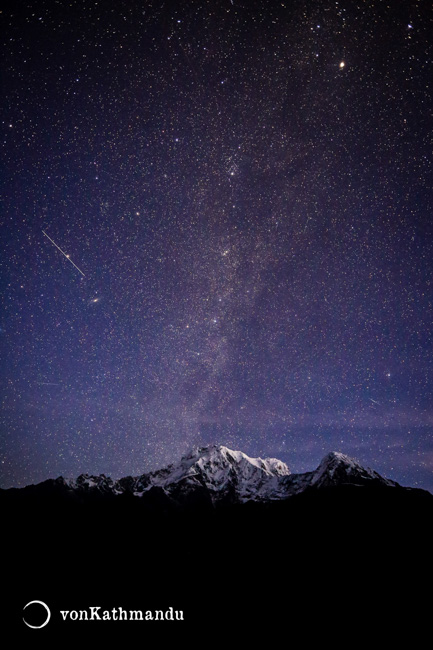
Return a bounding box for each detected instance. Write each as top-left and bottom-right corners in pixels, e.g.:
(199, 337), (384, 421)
(1, 0), (432, 492)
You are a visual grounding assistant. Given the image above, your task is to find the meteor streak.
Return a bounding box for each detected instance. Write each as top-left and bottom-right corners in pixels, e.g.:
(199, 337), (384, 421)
(42, 230), (85, 276)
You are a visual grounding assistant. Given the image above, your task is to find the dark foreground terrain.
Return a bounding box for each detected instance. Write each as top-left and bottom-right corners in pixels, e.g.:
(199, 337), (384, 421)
(2, 482), (432, 643)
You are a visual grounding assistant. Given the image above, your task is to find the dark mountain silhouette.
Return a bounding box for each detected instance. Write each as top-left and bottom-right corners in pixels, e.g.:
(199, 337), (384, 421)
(3, 446), (431, 642)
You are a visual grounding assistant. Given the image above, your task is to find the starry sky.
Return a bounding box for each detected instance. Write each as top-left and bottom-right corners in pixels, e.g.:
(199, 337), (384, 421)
(1, 0), (433, 492)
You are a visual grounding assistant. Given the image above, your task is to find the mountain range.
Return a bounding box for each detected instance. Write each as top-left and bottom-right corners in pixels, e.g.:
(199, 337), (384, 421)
(2, 444), (428, 508)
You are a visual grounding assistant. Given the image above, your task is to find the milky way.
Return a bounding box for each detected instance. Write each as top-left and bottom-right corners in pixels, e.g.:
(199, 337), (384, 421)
(1, 0), (433, 491)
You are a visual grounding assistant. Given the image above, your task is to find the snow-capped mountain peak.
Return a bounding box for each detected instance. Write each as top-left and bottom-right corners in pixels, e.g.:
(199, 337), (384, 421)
(75, 473), (114, 491)
(180, 444), (290, 479)
(143, 444), (291, 502)
(310, 451), (397, 488)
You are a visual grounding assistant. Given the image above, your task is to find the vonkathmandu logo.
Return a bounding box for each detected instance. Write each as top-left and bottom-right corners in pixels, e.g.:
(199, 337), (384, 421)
(60, 607), (184, 622)
(22, 602), (184, 627)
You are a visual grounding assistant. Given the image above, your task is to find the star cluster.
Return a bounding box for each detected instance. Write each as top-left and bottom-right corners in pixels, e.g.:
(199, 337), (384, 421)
(1, 0), (433, 491)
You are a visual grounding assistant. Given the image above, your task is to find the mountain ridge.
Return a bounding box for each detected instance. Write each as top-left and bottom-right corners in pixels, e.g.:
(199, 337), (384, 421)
(2, 445), (430, 506)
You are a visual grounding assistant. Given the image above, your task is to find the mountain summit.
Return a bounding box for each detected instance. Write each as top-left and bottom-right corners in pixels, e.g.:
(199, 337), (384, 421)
(308, 451), (398, 489)
(142, 444), (291, 502)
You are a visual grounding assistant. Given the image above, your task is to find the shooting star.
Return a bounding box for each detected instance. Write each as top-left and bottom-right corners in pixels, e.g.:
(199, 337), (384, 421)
(42, 230), (85, 277)
(369, 398), (380, 405)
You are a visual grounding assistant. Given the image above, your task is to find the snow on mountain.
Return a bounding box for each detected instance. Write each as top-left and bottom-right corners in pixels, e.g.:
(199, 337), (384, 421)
(75, 473), (115, 493)
(309, 451), (398, 489)
(23, 446), (402, 504)
(143, 445), (291, 502)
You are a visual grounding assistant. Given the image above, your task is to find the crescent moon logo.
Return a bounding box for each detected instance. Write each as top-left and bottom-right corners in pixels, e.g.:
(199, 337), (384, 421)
(23, 600), (51, 629)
